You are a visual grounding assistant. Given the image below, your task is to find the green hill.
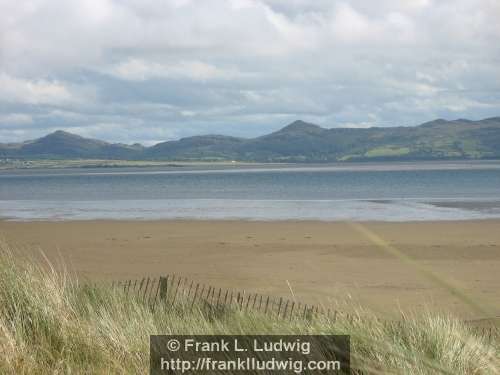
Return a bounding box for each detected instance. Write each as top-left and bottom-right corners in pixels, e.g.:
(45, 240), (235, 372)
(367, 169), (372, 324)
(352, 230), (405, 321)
(1, 117), (500, 162)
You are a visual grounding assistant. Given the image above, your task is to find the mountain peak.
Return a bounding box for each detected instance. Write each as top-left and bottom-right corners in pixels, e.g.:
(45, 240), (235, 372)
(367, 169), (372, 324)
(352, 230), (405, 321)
(279, 120), (323, 133)
(43, 130), (86, 140)
(29, 130), (109, 149)
(52, 130), (72, 135)
(419, 119), (449, 128)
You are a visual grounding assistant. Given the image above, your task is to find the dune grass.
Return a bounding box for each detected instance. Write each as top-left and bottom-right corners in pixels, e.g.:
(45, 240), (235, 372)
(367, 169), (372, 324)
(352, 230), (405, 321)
(0, 243), (498, 374)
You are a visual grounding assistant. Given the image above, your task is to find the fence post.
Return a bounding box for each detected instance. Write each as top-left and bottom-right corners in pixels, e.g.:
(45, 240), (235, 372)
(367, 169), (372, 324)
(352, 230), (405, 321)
(190, 283), (200, 311)
(139, 277), (145, 293)
(152, 278), (161, 309)
(143, 277), (150, 302)
(147, 278), (156, 304)
(172, 277), (182, 305)
(245, 294), (251, 311)
(216, 288), (222, 308)
(126, 280), (132, 295)
(159, 276), (169, 301)
(200, 285), (206, 302)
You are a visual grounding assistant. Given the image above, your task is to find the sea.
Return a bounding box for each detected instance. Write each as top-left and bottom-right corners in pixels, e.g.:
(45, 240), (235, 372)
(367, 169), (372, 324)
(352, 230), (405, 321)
(1, 161), (500, 221)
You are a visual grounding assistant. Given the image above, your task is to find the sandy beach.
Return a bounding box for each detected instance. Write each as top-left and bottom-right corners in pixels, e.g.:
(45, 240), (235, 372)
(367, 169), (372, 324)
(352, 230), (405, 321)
(1, 219), (499, 320)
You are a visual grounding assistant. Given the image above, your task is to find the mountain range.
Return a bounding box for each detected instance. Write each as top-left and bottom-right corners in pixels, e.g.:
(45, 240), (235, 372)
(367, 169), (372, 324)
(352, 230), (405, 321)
(1, 117), (500, 162)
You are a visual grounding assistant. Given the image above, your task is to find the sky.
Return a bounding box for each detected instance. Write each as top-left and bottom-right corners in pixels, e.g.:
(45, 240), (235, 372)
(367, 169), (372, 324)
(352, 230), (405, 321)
(1, 0), (499, 145)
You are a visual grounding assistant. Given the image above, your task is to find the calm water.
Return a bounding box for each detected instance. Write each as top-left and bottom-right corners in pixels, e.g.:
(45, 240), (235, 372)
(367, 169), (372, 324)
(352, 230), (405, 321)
(1, 162), (500, 221)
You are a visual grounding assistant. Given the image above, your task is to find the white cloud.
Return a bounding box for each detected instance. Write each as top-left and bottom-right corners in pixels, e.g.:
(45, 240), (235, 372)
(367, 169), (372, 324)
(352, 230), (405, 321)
(330, 3), (376, 42)
(107, 59), (253, 82)
(0, 74), (76, 105)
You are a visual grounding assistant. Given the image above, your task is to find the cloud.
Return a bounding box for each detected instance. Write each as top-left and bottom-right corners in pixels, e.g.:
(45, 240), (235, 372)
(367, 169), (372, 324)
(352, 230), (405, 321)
(106, 59), (254, 82)
(0, 74), (77, 106)
(0, 113), (33, 126)
(0, 0), (499, 143)
(330, 3), (376, 42)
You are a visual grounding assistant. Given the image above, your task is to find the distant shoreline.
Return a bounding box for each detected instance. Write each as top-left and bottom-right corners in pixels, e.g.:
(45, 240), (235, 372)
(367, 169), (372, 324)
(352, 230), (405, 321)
(1, 158), (500, 171)
(0, 159), (266, 171)
(2, 217), (500, 224)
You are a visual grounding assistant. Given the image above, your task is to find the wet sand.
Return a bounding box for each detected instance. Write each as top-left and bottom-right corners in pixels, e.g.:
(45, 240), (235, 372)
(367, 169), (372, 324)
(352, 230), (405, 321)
(1, 219), (499, 319)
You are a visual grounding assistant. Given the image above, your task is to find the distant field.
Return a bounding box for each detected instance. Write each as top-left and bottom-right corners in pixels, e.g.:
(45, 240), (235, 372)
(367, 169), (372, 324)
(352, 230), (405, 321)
(0, 159), (256, 170)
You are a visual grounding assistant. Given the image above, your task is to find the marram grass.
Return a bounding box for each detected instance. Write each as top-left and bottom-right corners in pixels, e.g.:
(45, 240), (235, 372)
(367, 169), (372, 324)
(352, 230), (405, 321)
(0, 243), (498, 374)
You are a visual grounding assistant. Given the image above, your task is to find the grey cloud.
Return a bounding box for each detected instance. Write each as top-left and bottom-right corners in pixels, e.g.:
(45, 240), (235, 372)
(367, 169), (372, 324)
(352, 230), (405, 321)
(0, 0), (499, 143)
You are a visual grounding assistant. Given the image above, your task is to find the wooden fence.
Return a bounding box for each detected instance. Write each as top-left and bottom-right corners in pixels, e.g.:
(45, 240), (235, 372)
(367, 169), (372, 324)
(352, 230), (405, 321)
(109, 274), (500, 340)
(111, 274), (339, 321)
